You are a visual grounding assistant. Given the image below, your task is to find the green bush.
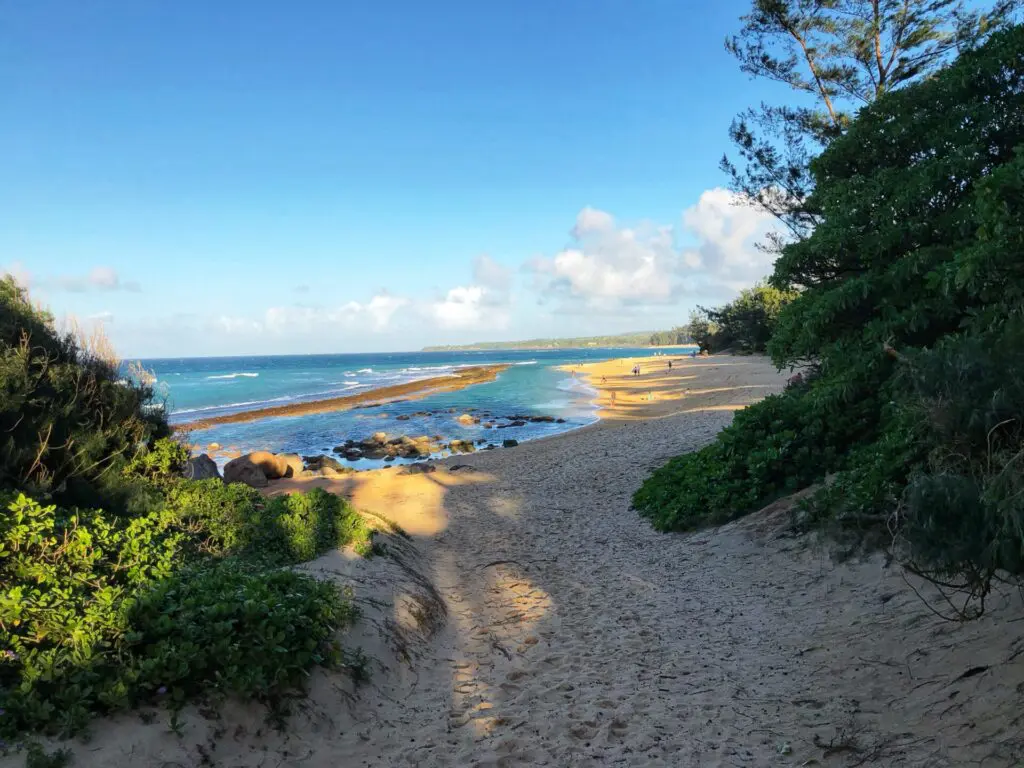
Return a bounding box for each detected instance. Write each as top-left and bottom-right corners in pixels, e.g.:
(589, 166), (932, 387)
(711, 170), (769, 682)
(123, 438), (191, 483)
(637, 27), (1024, 605)
(0, 277), (168, 508)
(0, 482), (369, 739)
(687, 282), (798, 353)
(634, 367), (886, 530)
(123, 563), (353, 707)
(163, 481), (373, 564)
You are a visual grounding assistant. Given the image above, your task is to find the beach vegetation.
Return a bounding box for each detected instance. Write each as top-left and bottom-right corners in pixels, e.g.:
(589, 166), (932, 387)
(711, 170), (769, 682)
(687, 282), (798, 353)
(647, 327), (691, 346)
(721, 0), (1020, 244)
(0, 280), (372, 741)
(636, 24), (1024, 613)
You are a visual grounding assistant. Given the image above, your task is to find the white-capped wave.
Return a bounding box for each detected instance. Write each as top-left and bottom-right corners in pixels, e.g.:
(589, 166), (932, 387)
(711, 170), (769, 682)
(206, 372), (259, 380)
(172, 395), (293, 415)
(514, 360), (538, 366)
(357, 368), (373, 373)
(399, 365), (454, 373)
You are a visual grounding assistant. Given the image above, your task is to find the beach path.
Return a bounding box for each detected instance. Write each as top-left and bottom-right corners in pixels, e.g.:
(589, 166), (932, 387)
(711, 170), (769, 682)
(23, 355), (1024, 767)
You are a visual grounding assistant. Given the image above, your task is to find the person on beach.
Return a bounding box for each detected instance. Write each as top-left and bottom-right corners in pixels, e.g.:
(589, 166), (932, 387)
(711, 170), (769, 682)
(668, 360), (672, 370)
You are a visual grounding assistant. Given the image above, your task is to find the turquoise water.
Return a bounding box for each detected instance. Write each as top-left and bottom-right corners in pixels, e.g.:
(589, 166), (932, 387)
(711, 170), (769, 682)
(143, 347), (695, 469)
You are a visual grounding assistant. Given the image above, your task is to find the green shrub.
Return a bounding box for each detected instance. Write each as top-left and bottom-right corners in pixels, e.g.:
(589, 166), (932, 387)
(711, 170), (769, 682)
(162, 481), (373, 564)
(637, 27), (1024, 608)
(123, 438), (190, 482)
(123, 562), (354, 707)
(688, 282), (798, 354)
(163, 478), (265, 556)
(633, 369), (884, 530)
(0, 277), (168, 507)
(0, 484), (368, 739)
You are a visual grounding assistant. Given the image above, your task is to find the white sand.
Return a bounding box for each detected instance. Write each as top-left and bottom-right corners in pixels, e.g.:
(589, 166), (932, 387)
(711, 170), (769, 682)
(12, 355), (1024, 767)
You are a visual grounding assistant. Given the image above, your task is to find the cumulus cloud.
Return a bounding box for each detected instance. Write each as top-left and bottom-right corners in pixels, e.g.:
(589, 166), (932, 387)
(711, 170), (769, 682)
(424, 255), (514, 331)
(428, 285), (510, 330)
(526, 189), (781, 310)
(679, 188), (780, 291)
(262, 293), (409, 336)
(527, 209), (679, 306)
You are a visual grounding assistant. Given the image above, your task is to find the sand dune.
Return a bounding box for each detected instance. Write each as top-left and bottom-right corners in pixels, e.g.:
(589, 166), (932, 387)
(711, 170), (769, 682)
(16, 354), (1024, 767)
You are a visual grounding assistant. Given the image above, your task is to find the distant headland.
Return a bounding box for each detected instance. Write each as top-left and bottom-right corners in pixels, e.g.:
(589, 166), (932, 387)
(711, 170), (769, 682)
(423, 329), (691, 352)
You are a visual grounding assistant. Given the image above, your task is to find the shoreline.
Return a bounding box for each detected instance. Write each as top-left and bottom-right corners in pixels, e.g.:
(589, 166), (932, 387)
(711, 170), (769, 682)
(175, 364), (509, 431)
(559, 352), (783, 421)
(32, 351), (1022, 768)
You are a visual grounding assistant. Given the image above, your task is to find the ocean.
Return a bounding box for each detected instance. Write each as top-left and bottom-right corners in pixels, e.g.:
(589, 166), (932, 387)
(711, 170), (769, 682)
(143, 347), (695, 469)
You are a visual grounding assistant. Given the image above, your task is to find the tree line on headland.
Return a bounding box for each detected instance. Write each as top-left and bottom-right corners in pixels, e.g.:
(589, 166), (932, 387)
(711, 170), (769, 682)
(636, 2), (1024, 618)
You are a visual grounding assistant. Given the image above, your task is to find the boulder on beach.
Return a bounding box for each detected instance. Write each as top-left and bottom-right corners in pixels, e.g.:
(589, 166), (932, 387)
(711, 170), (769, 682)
(206, 442), (221, 451)
(244, 450), (303, 479)
(223, 456), (269, 488)
(456, 413), (479, 425)
(334, 433), (443, 461)
(302, 454), (353, 475)
(502, 439), (519, 448)
(447, 439), (476, 454)
(184, 453), (221, 481)
(400, 462), (436, 475)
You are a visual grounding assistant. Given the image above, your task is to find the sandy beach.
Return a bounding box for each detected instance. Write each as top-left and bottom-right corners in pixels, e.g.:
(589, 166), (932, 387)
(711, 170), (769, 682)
(19, 354), (1024, 767)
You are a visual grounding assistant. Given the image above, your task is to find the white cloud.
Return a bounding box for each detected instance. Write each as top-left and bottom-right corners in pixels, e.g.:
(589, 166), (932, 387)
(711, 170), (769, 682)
(89, 311), (115, 323)
(679, 188), (779, 291)
(528, 208), (680, 306)
(262, 293), (409, 336)
(526, 189), (781, 309)
(429, 285), (510, 330)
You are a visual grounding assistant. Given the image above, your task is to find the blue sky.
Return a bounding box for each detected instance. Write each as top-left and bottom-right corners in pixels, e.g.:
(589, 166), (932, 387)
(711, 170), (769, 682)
(2, 0), (787, 357)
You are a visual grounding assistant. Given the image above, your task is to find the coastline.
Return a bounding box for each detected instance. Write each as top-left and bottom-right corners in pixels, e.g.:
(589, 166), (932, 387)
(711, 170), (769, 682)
(37, 351), (1024, 767)
(560, 352), (786, 421)
(175, 363), (509, 431)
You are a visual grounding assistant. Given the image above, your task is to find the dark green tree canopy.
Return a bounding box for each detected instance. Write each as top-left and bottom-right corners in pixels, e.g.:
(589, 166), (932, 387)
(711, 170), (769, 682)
(769, 23), (1024, 368)
(722, 0), (1021, 242)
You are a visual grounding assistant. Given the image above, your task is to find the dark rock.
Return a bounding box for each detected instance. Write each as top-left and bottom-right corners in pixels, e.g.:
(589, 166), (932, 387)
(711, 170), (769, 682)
(449, 464), (477, 472)
(302, 455), (352, 474)
(184, 453), (221, 481)
(396, 414), (411, 421)
(400, 462), (436, 475)
(509, 420), (527, 427)
(556, 418), (566, 424)
(502, 439), (519, 448)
